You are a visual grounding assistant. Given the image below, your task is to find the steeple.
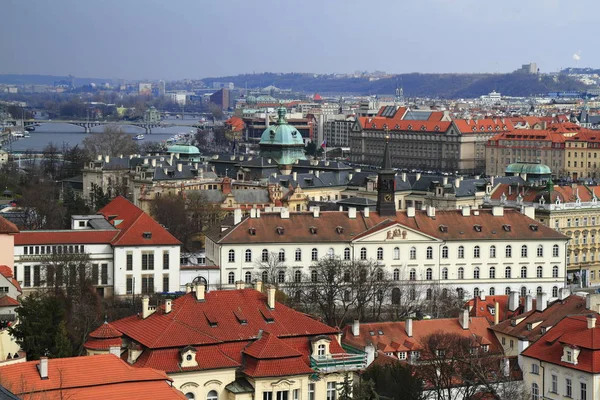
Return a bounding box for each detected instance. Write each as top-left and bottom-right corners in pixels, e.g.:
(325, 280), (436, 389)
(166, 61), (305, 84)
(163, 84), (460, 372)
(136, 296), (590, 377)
(376, 135), (397, 216)
(381, 135), (393, 172)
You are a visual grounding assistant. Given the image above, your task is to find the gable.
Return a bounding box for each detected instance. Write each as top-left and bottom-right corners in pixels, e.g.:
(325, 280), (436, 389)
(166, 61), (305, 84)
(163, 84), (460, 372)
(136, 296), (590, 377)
(353, 222), (441, 243)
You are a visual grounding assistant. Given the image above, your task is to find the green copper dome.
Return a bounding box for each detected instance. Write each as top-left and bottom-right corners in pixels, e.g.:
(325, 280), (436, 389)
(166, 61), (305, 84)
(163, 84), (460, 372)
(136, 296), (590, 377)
(167, 144), (201, 154)
(505, 163), (551, 175)
(259, 107), (305, 147)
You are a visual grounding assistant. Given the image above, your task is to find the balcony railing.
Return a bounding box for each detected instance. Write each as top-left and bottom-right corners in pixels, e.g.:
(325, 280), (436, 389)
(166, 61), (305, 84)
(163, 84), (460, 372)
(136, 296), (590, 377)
(310, 353), (367, 373)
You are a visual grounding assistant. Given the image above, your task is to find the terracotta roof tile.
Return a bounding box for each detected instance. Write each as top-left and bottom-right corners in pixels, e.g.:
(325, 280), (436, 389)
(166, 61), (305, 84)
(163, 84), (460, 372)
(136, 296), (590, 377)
(0, 215), (18, 234)
(89, 322), (122, 339)
(243, 331), (302, 359)
(0, 265), (21, 293)
(14, 230), (118, 245)
(0, 296), (18, 307)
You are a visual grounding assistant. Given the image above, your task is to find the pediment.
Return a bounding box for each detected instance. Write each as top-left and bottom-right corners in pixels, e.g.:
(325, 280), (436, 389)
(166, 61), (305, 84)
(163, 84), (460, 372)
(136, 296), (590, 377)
(353, 222), (441, 243)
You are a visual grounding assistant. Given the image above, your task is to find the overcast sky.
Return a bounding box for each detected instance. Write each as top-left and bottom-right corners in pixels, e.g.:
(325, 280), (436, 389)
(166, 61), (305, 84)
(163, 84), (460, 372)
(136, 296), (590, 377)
(0, 0), (596, 80)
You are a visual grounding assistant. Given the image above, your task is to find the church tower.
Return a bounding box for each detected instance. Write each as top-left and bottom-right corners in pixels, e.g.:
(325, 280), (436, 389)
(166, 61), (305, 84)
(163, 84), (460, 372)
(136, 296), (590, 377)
(259, 106), (306, 169)
(376, 137), (397, 216)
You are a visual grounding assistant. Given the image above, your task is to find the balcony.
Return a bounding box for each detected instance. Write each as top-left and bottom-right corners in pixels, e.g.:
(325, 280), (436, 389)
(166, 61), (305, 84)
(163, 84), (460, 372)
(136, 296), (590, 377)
(310, 352), (367, 373)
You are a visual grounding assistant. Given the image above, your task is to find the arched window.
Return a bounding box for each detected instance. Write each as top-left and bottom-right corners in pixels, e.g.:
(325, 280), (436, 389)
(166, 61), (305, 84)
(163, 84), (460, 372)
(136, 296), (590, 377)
(505, 287), (511, 295)
(537, 245), (543, 257)
(536, 286), (542, 295)
(458, 246), (465, 259)
(360, 247), (367, 260)
(505, 245), (512, 258)
(278, 249), (285, 262)
(228, 272), (235, 284)
(520, 286), (527, 297)
(344, 290), (351, 301)
(426, 288), (432, 300)
(442, 267), (448, 280)
(228, 249), (235, 263)
(311, 248), (318, 261)
(473, 267), (480, 279)
(490, 245), (496, 258)
(552, 286), (558, 297)
(409, 268), (416, 281)
(185, 393), (195, 400)
(473, 246), (480, 258)
(245, 271), (252, 283)
(552, 244), (559, 257)
(552, 265), (559, 278)
(393, 268), (400, 281)
(489, 266), (496, 279)
(505, 266), (511, 279)
(426, 268), (433, 280)
(295, 248), (302, 261)
(245, 249), (252, 263)
(489, 287), (495, 295)
(262, 270), (268, 283)
(521, 245), (528, 258)
(473, 287), (480, 297)
(377, 247), (384, 260)
(426, 246), (433, 260)
(391, 288), (401, 305)
(207, 390), (218, 400)
(344, 248), (350, 260)
(442, 288), (448, 298)
(458, 267), (464, 280)
(294, 270), (302, 283)
(328, 248), (334, 257)
(521, 266), (527, 278)
(311, 270), (318, 283)
(409, 288), (416, 300)
(262, 249), (269, 262)
(376, 269), (384, 281)
(457, 288), (464, 299)
(409, 247), (416, 260)
(531, 383), (539, 400)
(442, 246), (448, 259)
(393, 247), (400, 260)
(278, 270), (285, 283)
(537, 265), (543, 278)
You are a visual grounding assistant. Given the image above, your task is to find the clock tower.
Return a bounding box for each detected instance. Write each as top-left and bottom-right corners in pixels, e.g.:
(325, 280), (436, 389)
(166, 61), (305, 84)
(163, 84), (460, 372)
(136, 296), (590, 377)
(376, 136), (397, 216)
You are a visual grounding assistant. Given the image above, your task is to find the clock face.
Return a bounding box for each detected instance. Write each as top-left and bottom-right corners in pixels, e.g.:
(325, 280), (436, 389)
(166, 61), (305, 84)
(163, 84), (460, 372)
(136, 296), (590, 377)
(384, 194), (392, 202)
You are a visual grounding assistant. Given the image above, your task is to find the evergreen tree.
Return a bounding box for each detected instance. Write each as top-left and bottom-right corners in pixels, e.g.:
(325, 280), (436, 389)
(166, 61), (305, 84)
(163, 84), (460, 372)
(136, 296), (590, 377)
(338, 373), (353, 400)
(51, 320), (73, 358)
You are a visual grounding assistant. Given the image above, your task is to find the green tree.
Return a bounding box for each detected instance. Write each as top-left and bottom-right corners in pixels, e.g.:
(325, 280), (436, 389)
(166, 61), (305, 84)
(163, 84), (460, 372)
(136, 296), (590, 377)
(338, 373), (353, 400)
(9, 294), (69, 360)
(52, 320), (73, 358)
(359, 362), (424, 400)
(89, 182), (110, 211)
(63, 186), (91, 228)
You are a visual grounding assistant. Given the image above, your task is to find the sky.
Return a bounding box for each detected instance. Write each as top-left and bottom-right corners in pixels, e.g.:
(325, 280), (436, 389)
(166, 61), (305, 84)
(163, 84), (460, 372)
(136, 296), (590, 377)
(0, 0), (597, 81)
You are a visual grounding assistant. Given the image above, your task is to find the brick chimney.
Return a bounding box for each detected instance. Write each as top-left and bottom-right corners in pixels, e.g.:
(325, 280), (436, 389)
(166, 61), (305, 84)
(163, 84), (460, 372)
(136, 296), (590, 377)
(222, 177), (232, 194)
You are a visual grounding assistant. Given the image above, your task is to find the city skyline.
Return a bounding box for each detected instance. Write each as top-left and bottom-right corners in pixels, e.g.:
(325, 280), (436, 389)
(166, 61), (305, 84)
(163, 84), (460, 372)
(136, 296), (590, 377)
(0, 0), (598, 80)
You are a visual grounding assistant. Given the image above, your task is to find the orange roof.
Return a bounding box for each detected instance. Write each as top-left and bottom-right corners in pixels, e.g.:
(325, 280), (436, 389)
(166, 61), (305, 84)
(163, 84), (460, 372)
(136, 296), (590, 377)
(0, 265), (21, 293)
(14, 230), (118, 245)
(465, 295), (535, 324)
(89, 322), (122, 339)
(359, 116), (451, 133)
(453, 118), (514, 134)
(225, 116), (245, 132)
(0, 296), (18, 307)
(0, 215), (18, 234)
(0, 354), (186, 400)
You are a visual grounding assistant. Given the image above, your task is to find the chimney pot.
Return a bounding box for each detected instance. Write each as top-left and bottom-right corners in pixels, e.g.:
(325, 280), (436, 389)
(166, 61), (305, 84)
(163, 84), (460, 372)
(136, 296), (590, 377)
(588, 314), (597, 329)
(536, 292), (548, 312)
(255, 281), (263, 293)
(39, 357), (48, 379)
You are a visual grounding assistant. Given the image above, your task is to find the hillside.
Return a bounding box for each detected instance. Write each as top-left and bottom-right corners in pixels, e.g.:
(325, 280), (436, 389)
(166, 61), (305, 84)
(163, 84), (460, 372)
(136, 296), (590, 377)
(0, 74), (111, 86)
(202, 72), (588, 98)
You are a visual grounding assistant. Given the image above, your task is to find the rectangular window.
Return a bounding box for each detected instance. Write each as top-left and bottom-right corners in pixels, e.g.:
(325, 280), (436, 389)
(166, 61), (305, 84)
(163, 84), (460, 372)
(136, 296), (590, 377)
(292, 389), (299, 400)
(141, 275), (154, 294)
(581, 382), (587, 400)
(551, 374), (557, 393)
(531, 363), (539, 374)
(263, 393), (273, 400)
(33, 265), (40, 286)
(101, 264), (108, 285)
(126, 252), (133, 271)
(24, 247), (28, 255)
(276, 391), (288, 400)
(566, 378), (572, 397)
(326, 382), (337, 400)
(163, 251), (169, 269)
(142, 251), (154, 270)
(92, 264), (99, 285)
(126, 276), (133, 294)
(24, 266), (31, 287)
(308, 383), (315, 400)
(162, 275), (169, 293)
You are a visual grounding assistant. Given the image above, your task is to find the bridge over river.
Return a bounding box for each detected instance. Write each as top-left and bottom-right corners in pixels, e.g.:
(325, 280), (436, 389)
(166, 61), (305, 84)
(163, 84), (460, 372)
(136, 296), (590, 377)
(20, 119), (212, 134)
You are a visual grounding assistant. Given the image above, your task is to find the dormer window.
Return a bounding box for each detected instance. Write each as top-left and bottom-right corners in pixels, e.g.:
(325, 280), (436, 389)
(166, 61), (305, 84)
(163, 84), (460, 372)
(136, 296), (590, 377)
(336, 226), (344, 234)
(434, 125), (440, 131)
(561, 345), (579, 365)
(474, 224), (482, 232)
(503, 224), (512, 232)
(276, 226), (284, 235)
(249, 227), (256, 235)
(530, 224), (539, 231)
(439, 225), (448, 233)
(407, 125), (412, 130)
(395, 124), (400, 129)
(311, 336), (332, 360)
(420, 125), (426, 131)
(180, 346), (198, 368)
(309, 226), (318, 235)
(143, 232), (152, 239)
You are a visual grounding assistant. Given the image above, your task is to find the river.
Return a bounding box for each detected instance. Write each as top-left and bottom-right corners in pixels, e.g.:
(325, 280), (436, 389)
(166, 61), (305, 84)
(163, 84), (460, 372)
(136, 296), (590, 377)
(7, 118), (203, 152)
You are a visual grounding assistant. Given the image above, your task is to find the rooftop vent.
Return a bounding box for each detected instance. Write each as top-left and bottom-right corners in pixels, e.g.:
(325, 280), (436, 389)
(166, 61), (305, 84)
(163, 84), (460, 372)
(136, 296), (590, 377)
(276, 226), (285, 235)
(439, 225), (448, 233)
(249, 227), (257, 236)
(474, 224), (482, 232)
(503, 224), (512, 232)
(336, 226), (344, 234)
(309, 226), (318, 235)
(142, 232), (152, 239)
(529, 224), (539, 231)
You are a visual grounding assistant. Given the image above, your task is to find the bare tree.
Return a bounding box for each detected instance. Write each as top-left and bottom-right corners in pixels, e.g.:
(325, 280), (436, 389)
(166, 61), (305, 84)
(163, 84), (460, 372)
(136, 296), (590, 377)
(82, 124), (139, 157)
(254, 251), (288, 287)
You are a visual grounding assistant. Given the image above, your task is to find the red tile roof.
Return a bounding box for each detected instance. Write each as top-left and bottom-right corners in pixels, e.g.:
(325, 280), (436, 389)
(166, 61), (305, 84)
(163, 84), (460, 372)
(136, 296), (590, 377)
(0, 215), (18, 234)
(359, 116), (452, 133)
(522, 314), (600, 373)
(242, 355), (313, 378)
(133, 345), (239, 373)
(453, 118), (514, 134)
(466, 295), (536, 324)
(243, 331), (302, 359)
(0, 265), (21, 293)
(225, 116), (245, 133)
(0, 354), (186, 400)
(89, 322), (123, 339)
(0, 296), (18, 307)
(97, 196), (181, 246)
(14, 230), (118, 245)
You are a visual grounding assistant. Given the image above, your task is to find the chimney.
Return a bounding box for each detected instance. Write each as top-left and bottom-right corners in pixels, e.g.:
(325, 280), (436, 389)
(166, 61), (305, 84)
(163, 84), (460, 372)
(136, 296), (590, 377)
(492, 206), (504, 217)
(104, 155), (110, 163)
(587, 314), (597, 329)
(142, 295), (152, 319)
(255, 281), (263, 293)
(508, 291), (519, 312)
(480, 290), (486, 301)
(454, 178), (460, 188)
(293, 171), (297, 181)
(250, 208), (257, 218)
(427, 206), (436, 218)
(165, 299), (172, 314)
(97, 155), (102, 161)
(443, 176), (448, 185)
(109, 346), (121, 357)
(256, 209), (261, 218)
(536, 292), (548, 312)
(348, 207), (357, 219)
(407, 206), (415, 218)
(494, 301), (500, 325)
(38, 357), (48, 379)
(349, 172), (353, 181)
(177, 163), (182, 172)
(280, 208), (289, 219)
(312, 206), (320, 218)
(185, 284), (191, 294)
(405, 318), (413, 337)
(195, 284), (205, 301)
(525, 294), (533, 313)
(490, 176), (495, 186)
(559, 288), (570, 300)
(352, 320), (360, 336)
(267, 285), (276, 309)
(315, 170), (320, 178)
(459, 309), (469, 330)
(461, 206), (470, 217)
(402, 172), (407, 182)
(416, 172), (421, 181)
(364, 207), (370, 218)
(234, 208), (242, 225)
(151, 159), (156, 167)
(521, 206), (535, 220)
(235, 281), (244, 290)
